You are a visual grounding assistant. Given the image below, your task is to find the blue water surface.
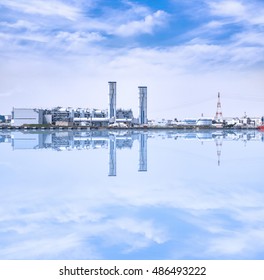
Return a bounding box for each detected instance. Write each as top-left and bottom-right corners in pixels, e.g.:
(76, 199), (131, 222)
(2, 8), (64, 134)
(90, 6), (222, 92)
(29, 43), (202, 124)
(0, 129), (263, 260)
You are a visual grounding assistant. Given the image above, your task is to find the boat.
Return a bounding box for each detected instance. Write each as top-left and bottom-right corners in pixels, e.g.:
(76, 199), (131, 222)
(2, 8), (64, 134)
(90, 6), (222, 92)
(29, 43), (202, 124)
(212, 123), (223, 128)
(257, 125), (264, 131)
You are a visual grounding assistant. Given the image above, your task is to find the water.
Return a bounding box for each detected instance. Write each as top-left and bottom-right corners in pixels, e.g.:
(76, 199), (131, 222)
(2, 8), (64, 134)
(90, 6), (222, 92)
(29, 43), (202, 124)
(0, 129), (264, 260)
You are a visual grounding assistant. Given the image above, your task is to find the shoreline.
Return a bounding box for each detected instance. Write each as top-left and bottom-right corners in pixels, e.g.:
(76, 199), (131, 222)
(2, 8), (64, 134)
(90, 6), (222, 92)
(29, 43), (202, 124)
(0, 125), (260, 131)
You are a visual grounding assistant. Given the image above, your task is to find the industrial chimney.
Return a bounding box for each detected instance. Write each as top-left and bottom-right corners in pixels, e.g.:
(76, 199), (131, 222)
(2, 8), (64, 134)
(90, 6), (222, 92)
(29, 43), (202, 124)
(108, 81), (116, 122)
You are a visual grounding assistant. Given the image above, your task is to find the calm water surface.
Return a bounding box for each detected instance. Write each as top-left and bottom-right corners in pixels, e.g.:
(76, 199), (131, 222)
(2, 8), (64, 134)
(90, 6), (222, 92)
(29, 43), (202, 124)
(0, 129), (264, 260)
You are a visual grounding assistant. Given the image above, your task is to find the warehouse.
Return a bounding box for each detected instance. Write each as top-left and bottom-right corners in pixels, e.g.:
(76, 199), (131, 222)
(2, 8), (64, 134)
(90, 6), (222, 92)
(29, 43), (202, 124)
(11, 108), (44, 126)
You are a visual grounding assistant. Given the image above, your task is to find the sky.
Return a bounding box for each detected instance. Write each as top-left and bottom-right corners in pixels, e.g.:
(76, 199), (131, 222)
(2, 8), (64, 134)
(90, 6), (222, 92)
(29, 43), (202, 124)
(0, 0), (264, 119)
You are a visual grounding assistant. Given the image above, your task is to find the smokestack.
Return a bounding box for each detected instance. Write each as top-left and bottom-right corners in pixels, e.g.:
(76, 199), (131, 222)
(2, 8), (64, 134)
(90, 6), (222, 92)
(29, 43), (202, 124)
(108, 81), (116, 121)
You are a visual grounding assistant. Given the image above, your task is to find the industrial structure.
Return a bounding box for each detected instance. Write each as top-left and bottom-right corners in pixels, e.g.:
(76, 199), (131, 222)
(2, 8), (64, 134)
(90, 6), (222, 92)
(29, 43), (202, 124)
(1, 130), (263, 176)
(0, 115), (5, 123)
(108, 134), (117, 176)
(138, 133), (147, 172)
(9, 81), (148, 127)
(215, 92), (223, 123)
(2, 86), (263, 129)
(138, 86), (148, 125)
(108, 81), (117, 122)
(0, 130), (148, 176)
(11, 108), (44, 126)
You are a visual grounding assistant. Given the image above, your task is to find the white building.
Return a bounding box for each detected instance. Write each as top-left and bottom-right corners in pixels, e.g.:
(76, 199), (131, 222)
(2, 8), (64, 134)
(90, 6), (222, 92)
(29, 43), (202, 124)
(11, 108), (43, 126)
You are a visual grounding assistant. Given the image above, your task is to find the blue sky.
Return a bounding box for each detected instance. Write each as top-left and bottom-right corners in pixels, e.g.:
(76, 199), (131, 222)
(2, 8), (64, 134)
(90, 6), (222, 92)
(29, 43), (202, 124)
(0, 0), (264, 119)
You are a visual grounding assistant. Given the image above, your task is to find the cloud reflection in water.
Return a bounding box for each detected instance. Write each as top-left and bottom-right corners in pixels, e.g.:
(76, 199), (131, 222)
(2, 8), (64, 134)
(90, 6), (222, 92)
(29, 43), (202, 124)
(0, 129), (263, 259)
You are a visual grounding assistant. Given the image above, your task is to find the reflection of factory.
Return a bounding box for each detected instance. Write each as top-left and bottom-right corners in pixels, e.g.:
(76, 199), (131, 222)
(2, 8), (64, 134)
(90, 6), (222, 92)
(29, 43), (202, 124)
(138, 133), (147, 172)
(1, 130), (263, 147)
(155, 130), (264, 166)
(10, 82), (148, 127)
(167, 130), (263, 142)
(1, 130), (263, 174)
(0, 130), (148, 176)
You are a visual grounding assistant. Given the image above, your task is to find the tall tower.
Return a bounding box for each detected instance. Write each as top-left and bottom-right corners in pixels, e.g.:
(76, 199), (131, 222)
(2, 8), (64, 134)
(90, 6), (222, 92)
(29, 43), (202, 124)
(138, 86), (147, 125)
(138, 133), (147, 172)
(215, 92), (223, 122)
(215, 136), (223, 166)
(108, 81), (116, 121)
(108, 134), (116, 176)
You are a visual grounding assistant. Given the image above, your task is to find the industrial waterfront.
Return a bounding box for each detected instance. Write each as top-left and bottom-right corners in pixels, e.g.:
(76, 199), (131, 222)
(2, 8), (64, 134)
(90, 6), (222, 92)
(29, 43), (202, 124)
(0, 129), (264, 259)
(0, 81), (263, 259)
(1, 0), (263, 270)
(0, 82), (263, 130)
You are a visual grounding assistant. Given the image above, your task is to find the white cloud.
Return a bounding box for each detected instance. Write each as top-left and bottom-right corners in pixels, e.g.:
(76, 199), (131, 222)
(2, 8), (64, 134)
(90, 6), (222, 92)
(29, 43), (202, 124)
(208, 0), (246, 18)
(1, 41), (263, 118)
(0, 31), (49, 45)
(233, 31), (264, 47)
(0, 32), (11, 40)
(205, 20), (225, 29)
(0, 0), (169, 55)
(54, 31), (105, 51)
(0, 0), (80, 20)
(123, 0), (150, 17)
(114, 10), (168, 37)
(111, 217), (167, 244)
(56, 31), (103, 42)
(1, 136), (264, 259)
(0, 20), (38, 31)
(207, 228), (264, 256)
(73, 5), (168, 38)
(0, 0), (264, 260)
(0, 91), (14, 97)
(207, 0), (264, 26)
(180, 1), (264, 47)
(0, 0), (263, 118)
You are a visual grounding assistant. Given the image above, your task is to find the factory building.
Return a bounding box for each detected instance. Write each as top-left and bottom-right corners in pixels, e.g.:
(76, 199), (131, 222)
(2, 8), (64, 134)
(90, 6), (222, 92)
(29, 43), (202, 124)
(11, 108), (43, 126)
(116, 108), (133, 119)
(138, 86), (147, 125)
(48, 107), (108, 127)
(0, 115), (5, 123)
(9, 81), (146, 127)
(1, 130), (148, 175)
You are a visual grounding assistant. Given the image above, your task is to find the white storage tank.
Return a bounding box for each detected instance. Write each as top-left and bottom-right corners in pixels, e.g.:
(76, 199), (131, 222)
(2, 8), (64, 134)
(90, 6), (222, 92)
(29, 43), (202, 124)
(196, 118), (213, 126)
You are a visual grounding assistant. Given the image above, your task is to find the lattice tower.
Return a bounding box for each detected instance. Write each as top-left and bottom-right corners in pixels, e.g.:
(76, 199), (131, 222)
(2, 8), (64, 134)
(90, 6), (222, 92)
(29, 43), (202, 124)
(215, 92), (223, 122)
(215, 136), (223, 166)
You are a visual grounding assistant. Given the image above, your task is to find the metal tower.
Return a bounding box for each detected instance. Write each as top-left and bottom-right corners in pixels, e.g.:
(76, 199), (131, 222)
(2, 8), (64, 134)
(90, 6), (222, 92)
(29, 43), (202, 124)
(215, 135), (223, 166)
(108, 81), (116, 121)
(215, 92), (223, 122)
(138, 86), (147, 125)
